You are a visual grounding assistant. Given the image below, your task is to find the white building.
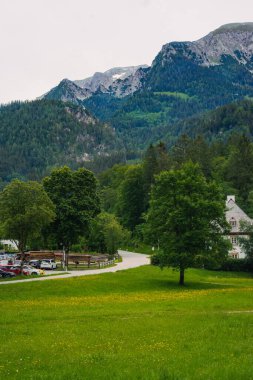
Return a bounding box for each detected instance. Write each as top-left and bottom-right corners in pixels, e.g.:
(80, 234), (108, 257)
(0, 240), (18, 251)
(225, 195), (253, 259)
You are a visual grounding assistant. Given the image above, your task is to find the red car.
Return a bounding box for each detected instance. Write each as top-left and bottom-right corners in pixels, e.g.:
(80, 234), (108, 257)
(0, 265), (33, 276)
(0, 265), (22, 275)
(0, 265), (42, 276)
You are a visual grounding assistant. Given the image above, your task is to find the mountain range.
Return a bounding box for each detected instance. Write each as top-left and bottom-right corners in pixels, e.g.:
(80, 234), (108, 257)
(43, 22), (253, 103)
(41, 22), (253, 148)
(1, 22), (253, 183)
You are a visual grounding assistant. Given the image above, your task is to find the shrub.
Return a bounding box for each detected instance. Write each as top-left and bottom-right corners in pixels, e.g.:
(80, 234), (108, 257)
(219, 258), (253, 272)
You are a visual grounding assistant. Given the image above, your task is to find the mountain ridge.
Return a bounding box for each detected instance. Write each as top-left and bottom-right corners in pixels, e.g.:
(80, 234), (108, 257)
(42, 22), (253, 107)
(8, 23), (253, 176)
(156, 22), (253, 69)
(42, 65), (149, 104)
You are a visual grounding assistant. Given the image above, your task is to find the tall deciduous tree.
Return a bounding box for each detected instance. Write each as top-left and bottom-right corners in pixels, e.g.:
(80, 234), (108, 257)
(146, 162), (230, 285)
(0, 180), (55, 267)
(43, 166), (100, 252)
(88, 212), (129, 255)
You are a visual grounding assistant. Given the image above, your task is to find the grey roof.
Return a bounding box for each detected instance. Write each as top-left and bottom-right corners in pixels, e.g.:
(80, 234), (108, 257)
(226, 197), (253, 233)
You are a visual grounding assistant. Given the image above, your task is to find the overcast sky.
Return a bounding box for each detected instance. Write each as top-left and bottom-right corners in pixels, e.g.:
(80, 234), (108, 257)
(1, 0), (253, 104)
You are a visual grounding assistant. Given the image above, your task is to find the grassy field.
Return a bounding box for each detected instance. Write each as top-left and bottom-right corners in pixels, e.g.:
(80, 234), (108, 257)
(1, 265), (253, 380)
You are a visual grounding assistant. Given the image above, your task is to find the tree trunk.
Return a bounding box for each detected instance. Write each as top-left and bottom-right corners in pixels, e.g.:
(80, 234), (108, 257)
(66, 251), (69, 270)
(20, 251), (25, 275)
(179, 267), (185, 286)
(18, 242), (25, 275)
(65, 246), (69, 271)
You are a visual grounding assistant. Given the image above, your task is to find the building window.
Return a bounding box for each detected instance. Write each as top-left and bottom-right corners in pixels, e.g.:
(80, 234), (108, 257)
(230, 218), (237, 227)
(231, 237), (237, 245)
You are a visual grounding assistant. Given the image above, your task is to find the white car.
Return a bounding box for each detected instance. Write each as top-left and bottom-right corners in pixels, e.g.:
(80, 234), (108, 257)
(22, 265), (44, 276)
(40, 259), (57, 270)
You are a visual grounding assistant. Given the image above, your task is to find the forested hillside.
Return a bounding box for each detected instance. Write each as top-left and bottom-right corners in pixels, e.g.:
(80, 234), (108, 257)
(1, 98), (253, 187)
(166, 99), (253, 144)
(0, 100), (123, 188)
(83, 89), (253, 151)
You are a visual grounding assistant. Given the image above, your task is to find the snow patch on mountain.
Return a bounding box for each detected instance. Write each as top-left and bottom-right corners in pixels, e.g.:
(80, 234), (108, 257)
(74, 65), (148, 96)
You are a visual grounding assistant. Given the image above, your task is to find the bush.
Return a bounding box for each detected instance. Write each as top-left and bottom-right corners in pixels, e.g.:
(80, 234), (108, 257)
(152, 253), (253, 273)
(150, 253), (161, 266)
(219, 258), (253, 272)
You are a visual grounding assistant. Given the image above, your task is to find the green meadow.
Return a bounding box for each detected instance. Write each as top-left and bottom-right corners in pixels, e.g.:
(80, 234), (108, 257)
(1, 265), (253, 380)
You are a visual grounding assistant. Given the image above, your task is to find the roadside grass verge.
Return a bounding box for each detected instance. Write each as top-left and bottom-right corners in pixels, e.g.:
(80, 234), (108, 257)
(0, 266), (253, 379)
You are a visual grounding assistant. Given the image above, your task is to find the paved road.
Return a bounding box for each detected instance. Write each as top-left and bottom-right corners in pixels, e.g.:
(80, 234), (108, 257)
(0, 251), (150, 285)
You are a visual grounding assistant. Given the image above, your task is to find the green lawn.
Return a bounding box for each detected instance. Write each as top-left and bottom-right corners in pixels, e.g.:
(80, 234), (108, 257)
(1, 265), (253, 380)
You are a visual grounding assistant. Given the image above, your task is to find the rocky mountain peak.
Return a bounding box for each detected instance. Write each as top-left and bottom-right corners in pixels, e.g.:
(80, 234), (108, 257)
(42, 78), (91, 105)
(155, 22), (253, 69)
(42, 65), (149, 104)
(74, 65), (148, 96)
(196, 22), (253, 66)
(212, 23), (253, 35)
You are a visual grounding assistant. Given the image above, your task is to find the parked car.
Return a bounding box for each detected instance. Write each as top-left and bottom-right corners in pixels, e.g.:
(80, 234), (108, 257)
(0, 268), (16, 278)
(22, 265), (45, 276)
(0, 265), (44, 276)
(0, 265), (21, 275)
(0, 259), (10, 266)
(29, 260), (41, 269)
(40, 259), (57, 270)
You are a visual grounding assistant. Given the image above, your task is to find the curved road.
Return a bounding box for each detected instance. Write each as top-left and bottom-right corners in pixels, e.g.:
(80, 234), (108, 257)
(0, 250), (150, 285)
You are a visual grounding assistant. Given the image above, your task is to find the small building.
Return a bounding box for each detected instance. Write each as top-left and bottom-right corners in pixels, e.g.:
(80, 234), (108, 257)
(0, 240), (18, 251)
(225, 195), (253, 259)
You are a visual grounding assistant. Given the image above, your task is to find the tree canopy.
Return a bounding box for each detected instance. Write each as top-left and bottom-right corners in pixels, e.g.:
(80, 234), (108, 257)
(43, 166), (100, 251)
(146, 162), (230, 285)
(0, 180), (55, 263)
(88, 212), (129, 255)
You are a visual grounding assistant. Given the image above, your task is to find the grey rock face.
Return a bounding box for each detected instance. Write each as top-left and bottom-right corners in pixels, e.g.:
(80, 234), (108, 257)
(43, 79), (92, 105)
(109, 67), (149, 97)
(42, 65), (149, 103)
(75, 65), (149, 97)
(158, 23), (253, 69)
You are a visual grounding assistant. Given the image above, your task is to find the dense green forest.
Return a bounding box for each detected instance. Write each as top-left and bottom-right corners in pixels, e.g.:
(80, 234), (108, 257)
(84, 95), (253, 152)
(0, 99), (124, 188)
(81, 55), (253, 150)
(167, 99), (253, 143)
(99, 134), (253, 238)
(1, 95), (253, 193)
